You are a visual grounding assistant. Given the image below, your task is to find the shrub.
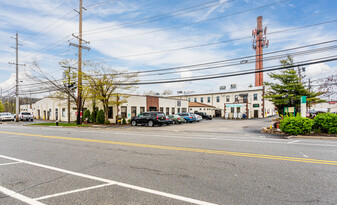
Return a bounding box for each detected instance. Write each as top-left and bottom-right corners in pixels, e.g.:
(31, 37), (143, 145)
(313, 113), (337, 134)
(127, 119), (131, 124)
(96, 110), (105, 124)
(280, 115), (313, 135)
(104, 120), (110, 125)
(83, 110), (91, 122)
(122, 117), (126, 124)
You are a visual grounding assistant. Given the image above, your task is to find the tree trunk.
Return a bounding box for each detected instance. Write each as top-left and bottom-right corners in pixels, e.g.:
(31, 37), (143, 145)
(103, 99), (108, 122)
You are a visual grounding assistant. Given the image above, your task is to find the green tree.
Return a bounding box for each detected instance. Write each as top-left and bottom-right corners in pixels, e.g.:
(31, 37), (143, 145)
(83, 110), (91, 122)
(97, 110), (105, 124)
(0, 100), (4, 112)
(265, 56), (324, 115)
(85, 62), (138, 122)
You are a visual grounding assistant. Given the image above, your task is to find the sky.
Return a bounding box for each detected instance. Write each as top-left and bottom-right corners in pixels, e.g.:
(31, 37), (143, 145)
(0, 0), (337, 98)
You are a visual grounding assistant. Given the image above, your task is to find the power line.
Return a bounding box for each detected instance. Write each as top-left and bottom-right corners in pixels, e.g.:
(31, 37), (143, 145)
(87, 19), (337, 61)
(114, 56), (337, 85)
(83, 0), (288, 36)
(83, 0), (234, 34)
(19, 0), (69, 33)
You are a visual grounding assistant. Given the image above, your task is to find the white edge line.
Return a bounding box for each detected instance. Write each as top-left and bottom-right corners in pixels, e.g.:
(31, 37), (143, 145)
(0, 185), (45, 205)
(34, 183), (114, 201)
(0, 162), (22, 166)
(0, 154), (217, 205)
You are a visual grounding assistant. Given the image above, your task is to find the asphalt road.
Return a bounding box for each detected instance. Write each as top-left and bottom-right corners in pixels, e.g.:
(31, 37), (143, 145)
(0, 118), (337, 205)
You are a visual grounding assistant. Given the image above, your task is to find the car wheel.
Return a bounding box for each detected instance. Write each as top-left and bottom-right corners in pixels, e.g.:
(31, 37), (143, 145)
(131, 120), (137, 126)
(148, 120), (154, 127)
(31, 119), (34, 121)
(172, 121), (175, 124)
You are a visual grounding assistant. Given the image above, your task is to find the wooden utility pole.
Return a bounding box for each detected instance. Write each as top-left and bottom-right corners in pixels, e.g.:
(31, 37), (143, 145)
(8, 32), (25, 122)
(67, 66), (71, 123)
(70, 0), (90, 125)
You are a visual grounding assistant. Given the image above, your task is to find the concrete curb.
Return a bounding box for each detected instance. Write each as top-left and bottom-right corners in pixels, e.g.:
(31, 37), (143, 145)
(288, 135), (337, 140)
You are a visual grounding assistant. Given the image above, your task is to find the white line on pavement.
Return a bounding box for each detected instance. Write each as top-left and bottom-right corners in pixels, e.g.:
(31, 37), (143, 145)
(0, 162), (21, 166)
(0, 185), (45, 205)
(34, 183), (114, 201)
(0, 154), (217, 205)
(287, 140), (301, 144)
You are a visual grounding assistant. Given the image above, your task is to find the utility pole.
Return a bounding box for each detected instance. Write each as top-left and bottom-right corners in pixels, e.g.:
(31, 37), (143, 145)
(8, 32), (25, 122)
(62, 65), (77, 123)
(70, 0), (90, 125)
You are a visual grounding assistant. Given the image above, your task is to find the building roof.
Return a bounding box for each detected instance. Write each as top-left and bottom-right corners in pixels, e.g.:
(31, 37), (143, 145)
(170, 86), (264, 97)
(189, 102), (216, 108)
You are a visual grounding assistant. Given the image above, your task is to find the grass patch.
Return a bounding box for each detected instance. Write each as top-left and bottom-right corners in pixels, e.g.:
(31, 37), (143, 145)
(30, 123), (91, 127)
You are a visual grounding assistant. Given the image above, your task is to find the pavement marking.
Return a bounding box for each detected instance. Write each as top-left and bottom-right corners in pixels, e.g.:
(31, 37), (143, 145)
(287, 140), (301, 144)
(34, 183), (114, 201)
(0, 154), (216, 205)
(0, 185), (45, 205)
(1, 131), (337, 166)
(0, 161), (21, 166)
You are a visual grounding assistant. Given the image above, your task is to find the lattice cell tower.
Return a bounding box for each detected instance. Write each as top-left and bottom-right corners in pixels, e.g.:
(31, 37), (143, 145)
(252, 16), (269, 87)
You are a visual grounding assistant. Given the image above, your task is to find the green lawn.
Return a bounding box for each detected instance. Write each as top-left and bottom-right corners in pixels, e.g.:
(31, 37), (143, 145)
(30, 123), (91, 127)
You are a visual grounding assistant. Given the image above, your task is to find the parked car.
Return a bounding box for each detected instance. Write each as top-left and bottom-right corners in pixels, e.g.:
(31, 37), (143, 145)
(131, 112), (166, 127)
(168, 114), (186, 124)
(194, 114), (202, 122)
(19, 112), (34, 121)
(165, 115), (174, 125)
(178, 113), (196, 123)
(194, 112), (212, 120)
(0, 113), (15, 121)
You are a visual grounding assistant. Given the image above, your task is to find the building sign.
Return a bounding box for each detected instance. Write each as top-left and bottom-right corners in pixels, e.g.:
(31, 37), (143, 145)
(253, 104), (259, 108)
(226, 104), (242, 107)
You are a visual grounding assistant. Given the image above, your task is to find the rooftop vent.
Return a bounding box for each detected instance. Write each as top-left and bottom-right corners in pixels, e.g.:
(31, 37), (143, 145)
(219, 85), (226, 90)
(230, 84), (237, 89)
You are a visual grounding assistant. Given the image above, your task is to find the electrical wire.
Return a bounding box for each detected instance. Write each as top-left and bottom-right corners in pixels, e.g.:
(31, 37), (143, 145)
(83, 0), (288, 36)
(83, 0), (234, 34)
(87, 18), (337, 61)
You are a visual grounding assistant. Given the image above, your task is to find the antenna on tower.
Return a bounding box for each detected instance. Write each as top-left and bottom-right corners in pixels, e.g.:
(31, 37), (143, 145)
(252, 16), (269, 87)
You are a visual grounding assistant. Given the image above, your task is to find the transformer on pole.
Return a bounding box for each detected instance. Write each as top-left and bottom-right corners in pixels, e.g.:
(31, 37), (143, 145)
(252, 16), (269, 87)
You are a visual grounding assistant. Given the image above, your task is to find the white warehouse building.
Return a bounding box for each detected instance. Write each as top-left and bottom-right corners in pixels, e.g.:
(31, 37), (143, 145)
(170, 86), (276, 119)
(21, 95), (188, 123)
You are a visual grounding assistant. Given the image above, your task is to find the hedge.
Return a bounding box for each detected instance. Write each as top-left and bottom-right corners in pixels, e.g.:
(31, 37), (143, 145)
(83, 110), (91, 122)
(313, 113), (337, 134)
(280, 115), (313, 135)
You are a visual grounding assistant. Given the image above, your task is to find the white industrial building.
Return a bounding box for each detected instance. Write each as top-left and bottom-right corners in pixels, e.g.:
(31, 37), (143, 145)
(21, 95), (188, 123)
(171, 86), (276, 119)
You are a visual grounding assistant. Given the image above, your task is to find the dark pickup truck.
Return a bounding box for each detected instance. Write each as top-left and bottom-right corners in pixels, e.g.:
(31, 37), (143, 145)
(131, 112), (167, 127)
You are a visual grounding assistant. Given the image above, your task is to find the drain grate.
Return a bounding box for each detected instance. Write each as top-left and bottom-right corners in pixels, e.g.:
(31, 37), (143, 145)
(264, 134), (288, 139)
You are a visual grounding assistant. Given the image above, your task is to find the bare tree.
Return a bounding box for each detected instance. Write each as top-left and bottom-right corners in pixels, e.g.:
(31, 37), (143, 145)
(318, 74), (337, 100)
(161, 89), (173, 95)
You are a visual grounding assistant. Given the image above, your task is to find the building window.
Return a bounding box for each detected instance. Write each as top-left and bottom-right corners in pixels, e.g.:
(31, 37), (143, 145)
(140, 107), (145, 113)
(182, 108), (187, 112)
(201, 97), (203, 103)
(166, 107), (170, 115)
(226, 96), (230, 102)
(62, 108), (65, 117)
(131, 106), (137, 118)
(243, 95), (248, 103)
(254, 93), (258, 101)
(172, 108), (175, 114)
(107, 106), (113, 119)
(207, 97), (210, 103)
(216, 96), (220, 102)
(194, 98), (197, 102)
(237, 107), (240, 113)
(178, 108), (181, 113)
(231, 107), (234, 113)
(235, 95), (238, 102)
(121, 106), (127, 118)
(188, 98), (190, 102)
(160, 107), (164, 112)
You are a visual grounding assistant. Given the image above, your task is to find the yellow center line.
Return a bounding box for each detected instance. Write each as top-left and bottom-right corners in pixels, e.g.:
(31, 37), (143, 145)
(1, 131), (337, 166)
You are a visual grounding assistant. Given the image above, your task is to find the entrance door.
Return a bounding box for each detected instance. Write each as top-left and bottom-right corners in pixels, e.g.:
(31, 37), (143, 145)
(55, 109), (58, 121)
(215, 109), (221, 117)
(254, 110), (259, 118)
(149, 106), (157, 111)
